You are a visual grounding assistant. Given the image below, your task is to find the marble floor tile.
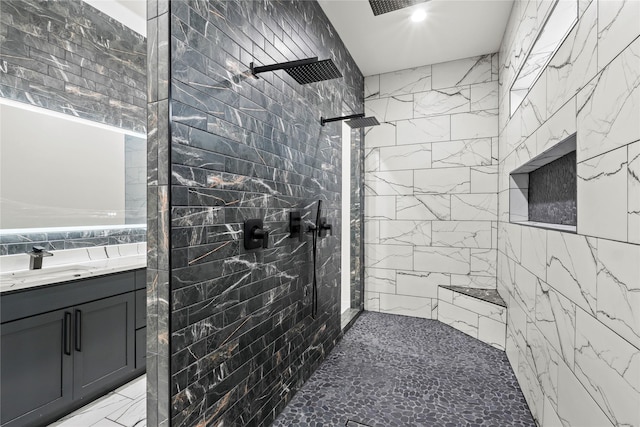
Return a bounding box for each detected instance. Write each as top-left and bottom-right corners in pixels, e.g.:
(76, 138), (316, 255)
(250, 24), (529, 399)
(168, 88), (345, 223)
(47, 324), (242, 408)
(49, 375), (146, 427)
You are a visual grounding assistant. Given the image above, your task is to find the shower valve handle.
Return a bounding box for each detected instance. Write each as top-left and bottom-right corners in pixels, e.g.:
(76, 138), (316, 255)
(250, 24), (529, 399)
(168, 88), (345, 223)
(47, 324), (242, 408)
(319, 219), (332, 237)
(253, 228), (269, 249)
(244, 219), (270, 250)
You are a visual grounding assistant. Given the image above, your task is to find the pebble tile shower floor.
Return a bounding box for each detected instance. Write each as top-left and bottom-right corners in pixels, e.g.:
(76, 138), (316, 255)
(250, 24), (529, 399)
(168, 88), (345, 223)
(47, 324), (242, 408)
(273, 312), (535, 427)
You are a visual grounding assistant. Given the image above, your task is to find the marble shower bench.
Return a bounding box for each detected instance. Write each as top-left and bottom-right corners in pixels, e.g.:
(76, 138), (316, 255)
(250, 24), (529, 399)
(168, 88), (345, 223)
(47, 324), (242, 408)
(436, 285), (507, 350)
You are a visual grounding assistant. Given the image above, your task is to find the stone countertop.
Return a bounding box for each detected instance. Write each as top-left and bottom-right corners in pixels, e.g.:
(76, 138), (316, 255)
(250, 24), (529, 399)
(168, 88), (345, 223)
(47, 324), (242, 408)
(0, 243), (146, 294)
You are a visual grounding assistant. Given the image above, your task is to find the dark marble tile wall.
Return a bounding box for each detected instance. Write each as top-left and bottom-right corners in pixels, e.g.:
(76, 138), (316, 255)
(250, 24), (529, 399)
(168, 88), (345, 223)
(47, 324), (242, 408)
(528, 151), (577, 226)
(146, 0), (171, 425)
(352, 129), (364, 310)
(162, 1), (364, 425)
(0, 226), (146, 255)
(0, 0), (146, 133)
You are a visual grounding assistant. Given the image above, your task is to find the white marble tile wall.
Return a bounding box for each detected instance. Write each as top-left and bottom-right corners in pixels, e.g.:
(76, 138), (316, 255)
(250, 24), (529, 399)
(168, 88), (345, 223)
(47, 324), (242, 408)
(364, 54), (499, 320)
(498, 0), (640, 425)
(436, 287), (506, 350)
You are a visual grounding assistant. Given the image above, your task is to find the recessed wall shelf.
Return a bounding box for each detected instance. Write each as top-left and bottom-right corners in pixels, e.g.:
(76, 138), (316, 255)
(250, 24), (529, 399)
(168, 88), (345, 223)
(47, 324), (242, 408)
(509, 134), (577, 233)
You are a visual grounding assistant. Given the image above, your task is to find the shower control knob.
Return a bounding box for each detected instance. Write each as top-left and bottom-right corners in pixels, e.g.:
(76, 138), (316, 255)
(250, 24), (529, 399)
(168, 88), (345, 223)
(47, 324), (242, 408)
(244, 219), (270, 250)
(319, 219), (332, 238)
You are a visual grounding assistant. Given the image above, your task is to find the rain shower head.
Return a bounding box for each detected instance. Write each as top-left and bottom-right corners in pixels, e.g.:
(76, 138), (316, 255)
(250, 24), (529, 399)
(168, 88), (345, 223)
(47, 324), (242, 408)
(346, 116), (380, 128)
(250, 57), (342, 85)
(369, 0), (429, 16)
(320, 113), (380, 128)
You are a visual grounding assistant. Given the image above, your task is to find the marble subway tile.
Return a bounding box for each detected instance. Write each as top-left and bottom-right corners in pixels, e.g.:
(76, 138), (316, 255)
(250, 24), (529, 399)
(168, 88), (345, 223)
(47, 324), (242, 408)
(438, 286), (455, 304)
(396, 270), (448, 298)
(546, 1), (597, 116)
(379, 65), (431, 97)
(431, 138), (492, 168)
(596, 238), (640, 348)
(450, 274), (496, 289)
(452, 292), (505, 322)
(577, 146), (627, 241)
(629, 141), (640, 244)
(396, 195), (450, 221)
(396, 116), (451, 144)
(437, 301), (479, 338)
(517, 356), (544, 425)
(500, 222), (522, 264)
(414, 246), (470, 274)
(364, 148), (380, 172)
(470, 248), (496, 277)
(414, 167), (470, 194)
(379, 220), (431, 246)
(470, 81), (499, 111)
(450, 110), (499, 139)
(379, 143), (431, 171)
(546, 231), (597, 315)
(597, 0), (640, 70)
(364, 74), (380, 99)
(513, 263), (537, 313)
(365, 94), (414, 122)
(364, 122), (396, 148)
(414, 86), (470, 117)
(379, 293), (432, 319)
(365, 170), (414, 196)
(365, 268), (396, 294)
(537, 97), (576, 156)
(535, 280), (576, 367)
(577, 38), (640, 162)
(470, 165), (498, 193)
(431, 221), (493, 249)
(525, 322), (560, 410)
(478, 316), (506, 350)
(365, 244), (413, 270)
(521, 225), (546, 280)
(557, 358), (614, 427)
(574, 308), (640, 427)
(542, 395), (562, 427)
(432, 55), (492, 89)
(450, 193), (498, 221)
(365, 291), (380, 311)
(365, 195), (396, 220)
(364, 219), (379, 244)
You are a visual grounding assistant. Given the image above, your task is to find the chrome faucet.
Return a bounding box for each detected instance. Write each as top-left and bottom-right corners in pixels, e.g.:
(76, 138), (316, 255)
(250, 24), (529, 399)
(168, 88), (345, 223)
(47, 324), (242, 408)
(28, 245), (53, 270)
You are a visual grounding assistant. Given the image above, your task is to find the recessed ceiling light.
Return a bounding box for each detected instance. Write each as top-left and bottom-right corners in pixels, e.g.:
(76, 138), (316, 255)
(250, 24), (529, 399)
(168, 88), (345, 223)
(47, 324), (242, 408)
(411, 9), (427, 22)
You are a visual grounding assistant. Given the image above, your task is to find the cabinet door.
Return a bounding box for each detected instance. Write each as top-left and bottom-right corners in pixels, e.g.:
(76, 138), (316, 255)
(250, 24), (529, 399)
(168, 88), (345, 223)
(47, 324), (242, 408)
(1, 310), (73, 426)
(73, 293), (135, 400)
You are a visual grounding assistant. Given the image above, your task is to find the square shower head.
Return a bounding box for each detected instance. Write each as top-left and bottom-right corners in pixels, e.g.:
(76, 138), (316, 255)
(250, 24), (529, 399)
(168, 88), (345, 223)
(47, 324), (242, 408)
(285, 59), (343, 85)
(346, 116), (380, 128)
(369, 0), (429, 16)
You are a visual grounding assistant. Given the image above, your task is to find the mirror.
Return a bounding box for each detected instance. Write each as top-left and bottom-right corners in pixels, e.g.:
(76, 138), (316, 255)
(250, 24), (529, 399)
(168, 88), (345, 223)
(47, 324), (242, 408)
(0, 100), (146, 231)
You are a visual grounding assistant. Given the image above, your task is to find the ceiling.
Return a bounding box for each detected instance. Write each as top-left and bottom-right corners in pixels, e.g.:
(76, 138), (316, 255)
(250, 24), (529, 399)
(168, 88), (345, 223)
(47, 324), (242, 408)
(318, 0), (514, 76)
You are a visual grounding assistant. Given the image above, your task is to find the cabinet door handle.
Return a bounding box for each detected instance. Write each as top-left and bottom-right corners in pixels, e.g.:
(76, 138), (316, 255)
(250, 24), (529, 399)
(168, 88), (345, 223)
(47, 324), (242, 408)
(74, 310), (82, 352)
(64, 312), (72, 355)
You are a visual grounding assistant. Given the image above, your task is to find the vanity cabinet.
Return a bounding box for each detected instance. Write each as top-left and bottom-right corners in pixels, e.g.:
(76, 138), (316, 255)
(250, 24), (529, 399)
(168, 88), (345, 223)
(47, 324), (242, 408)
(0, 309), (73, 427)
(0, 268), (145, 427)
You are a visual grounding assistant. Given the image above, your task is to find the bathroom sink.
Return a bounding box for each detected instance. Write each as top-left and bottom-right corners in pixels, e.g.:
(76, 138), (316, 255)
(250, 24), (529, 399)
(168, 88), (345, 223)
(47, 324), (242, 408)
(0, 265), (96, 292)
(1, 265), (93, 279)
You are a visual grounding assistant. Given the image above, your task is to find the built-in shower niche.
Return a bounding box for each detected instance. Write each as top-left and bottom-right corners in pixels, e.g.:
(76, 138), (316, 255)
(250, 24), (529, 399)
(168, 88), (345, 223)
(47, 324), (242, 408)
(509, 134), (577, 232)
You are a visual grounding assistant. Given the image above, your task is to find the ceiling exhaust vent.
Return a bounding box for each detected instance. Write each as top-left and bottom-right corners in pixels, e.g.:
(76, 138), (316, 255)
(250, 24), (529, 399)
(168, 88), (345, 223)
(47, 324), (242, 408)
(369, 0), (429, 16)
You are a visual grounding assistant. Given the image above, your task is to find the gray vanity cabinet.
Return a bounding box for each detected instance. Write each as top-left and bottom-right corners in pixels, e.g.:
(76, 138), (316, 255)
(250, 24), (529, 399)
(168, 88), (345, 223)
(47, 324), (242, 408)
(0, 309), (73, 427)
(72, 293), (135, 400)
(0, 269), (145, 427)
